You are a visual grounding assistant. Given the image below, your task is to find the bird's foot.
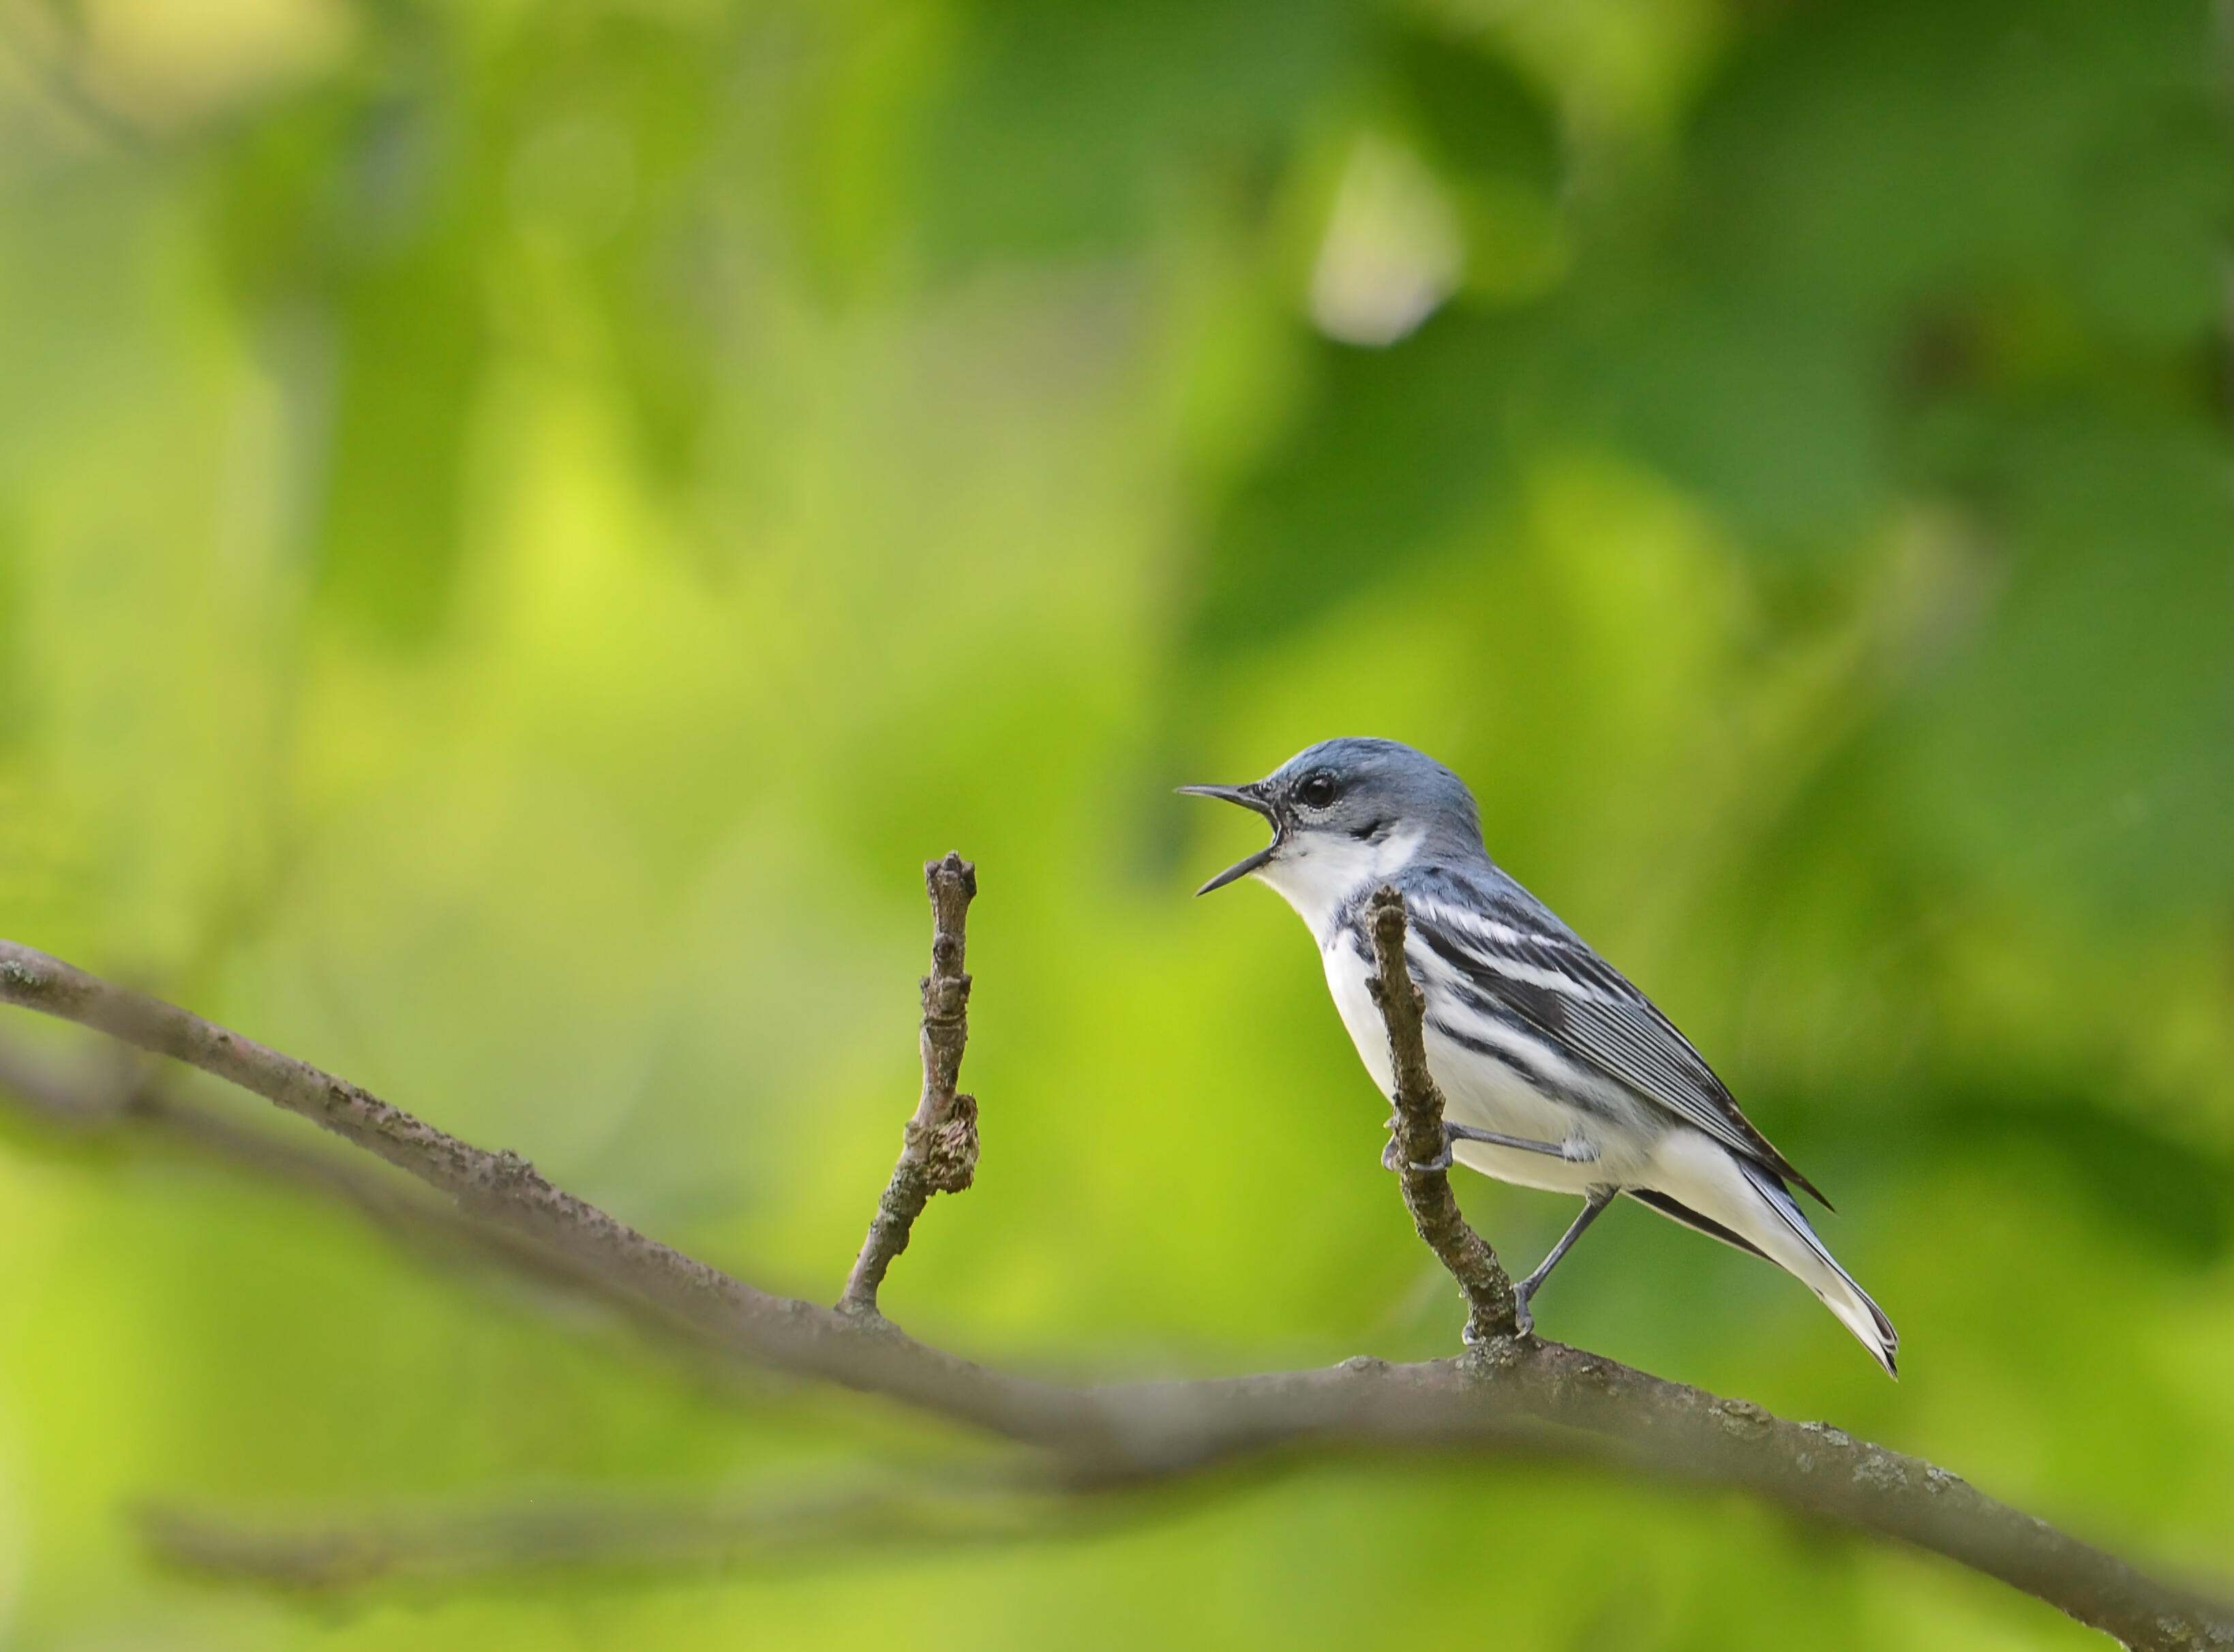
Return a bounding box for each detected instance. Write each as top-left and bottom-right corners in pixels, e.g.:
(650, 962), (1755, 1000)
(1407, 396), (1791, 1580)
(1509, 1279), (1537, 1338)
(1381, 1118), (1464, 1174)
(1461, 1304), (1536, 1346)
(1380, 1134), (1455, 1173)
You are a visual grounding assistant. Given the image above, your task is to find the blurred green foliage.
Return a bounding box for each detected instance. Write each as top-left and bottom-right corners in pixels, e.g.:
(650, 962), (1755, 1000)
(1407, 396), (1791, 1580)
(1, 0), (2230, 1646)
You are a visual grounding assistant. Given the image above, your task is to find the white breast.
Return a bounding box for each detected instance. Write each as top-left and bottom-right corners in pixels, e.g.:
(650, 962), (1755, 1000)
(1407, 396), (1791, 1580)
(1322, 933), (1397, 1095)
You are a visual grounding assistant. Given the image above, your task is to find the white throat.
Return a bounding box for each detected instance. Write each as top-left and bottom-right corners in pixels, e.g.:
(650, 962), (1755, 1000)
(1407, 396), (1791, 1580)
(1254, 826), (1428, 939)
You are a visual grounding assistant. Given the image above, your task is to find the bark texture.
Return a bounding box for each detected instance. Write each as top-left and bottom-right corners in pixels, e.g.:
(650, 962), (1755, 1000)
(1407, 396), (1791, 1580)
(840, 852), (981, 1317)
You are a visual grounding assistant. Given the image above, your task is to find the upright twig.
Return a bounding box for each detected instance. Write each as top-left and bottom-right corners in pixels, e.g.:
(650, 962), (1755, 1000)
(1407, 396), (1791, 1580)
(839, 853), (981, 1318)
(1362, 887), (1521, 1341)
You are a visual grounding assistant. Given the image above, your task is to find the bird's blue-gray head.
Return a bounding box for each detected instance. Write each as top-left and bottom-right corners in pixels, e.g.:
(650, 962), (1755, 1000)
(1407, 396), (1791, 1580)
(1180, 737), (1487, 924)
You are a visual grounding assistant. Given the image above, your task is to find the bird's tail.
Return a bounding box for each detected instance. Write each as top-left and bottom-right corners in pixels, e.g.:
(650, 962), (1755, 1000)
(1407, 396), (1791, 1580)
(1735, 1159), (1899, 1379)
(1645, 1130), (1897, 1376)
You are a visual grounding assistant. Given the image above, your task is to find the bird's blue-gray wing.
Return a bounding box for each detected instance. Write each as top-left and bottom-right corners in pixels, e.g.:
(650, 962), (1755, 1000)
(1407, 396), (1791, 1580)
(1406, 889), (1830, 1207)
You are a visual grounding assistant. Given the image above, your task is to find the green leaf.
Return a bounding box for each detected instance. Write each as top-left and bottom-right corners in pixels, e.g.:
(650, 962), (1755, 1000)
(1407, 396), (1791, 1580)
(1385, 21), (1560, 202)
(1901, 408), (2234, 918)
(914, 0), (1359, 265)
(1187, 304), (1538, 651)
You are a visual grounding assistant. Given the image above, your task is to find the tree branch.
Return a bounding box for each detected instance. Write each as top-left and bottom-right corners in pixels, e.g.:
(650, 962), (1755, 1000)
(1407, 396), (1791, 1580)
(3, 893), (2229, 1649)
(0, 1039), (781, 1403)
(138, 1480), (1091, 1593)
(1363, 885), (1521, 1341)
(839, 852), (980, 1318)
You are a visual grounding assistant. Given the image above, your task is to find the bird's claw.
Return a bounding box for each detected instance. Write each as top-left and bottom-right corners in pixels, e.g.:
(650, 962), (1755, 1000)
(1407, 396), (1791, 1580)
(1463, 1301), (1535, 1344)
(1381, 1120), (1455, 1174)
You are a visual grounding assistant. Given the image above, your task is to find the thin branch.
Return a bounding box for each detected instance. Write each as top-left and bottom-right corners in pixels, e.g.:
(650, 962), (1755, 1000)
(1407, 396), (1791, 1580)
(1363, 885), (1521, 1341)
(0, 0), (151, 152)
(839, 852), (981, 1317)
(138, 1480), (1090, 1594)
(0, 1038), (779, 1403)
(136, 1439), (1607, 1597)
(3, 924), (2231, 1649)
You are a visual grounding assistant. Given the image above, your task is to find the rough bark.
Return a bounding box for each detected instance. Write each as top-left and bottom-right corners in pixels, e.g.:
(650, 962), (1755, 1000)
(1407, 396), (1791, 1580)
(839, 852), (981, 1317)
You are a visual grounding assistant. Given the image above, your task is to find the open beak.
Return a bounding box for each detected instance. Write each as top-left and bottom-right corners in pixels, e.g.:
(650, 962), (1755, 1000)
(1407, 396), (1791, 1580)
(1177, 783), (1279, 896)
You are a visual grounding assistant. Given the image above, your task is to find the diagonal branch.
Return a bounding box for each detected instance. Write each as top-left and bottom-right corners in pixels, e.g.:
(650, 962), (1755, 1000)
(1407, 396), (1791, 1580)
(0, 1039), (780, 1403)
(839, 852), (981, 1317)
(1363, 885), (1520, 1341)
(3, 899), (2230, 1649)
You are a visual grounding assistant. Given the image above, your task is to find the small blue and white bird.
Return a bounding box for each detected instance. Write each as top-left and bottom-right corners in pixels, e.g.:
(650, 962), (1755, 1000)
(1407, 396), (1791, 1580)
(1183, 737), (1897, 1376)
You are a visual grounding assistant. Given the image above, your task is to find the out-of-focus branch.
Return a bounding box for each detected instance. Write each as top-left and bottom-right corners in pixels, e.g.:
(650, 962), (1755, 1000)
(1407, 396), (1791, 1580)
(839, 852), (980, 1318)
(137, 1480), (1089, 1593)
(3, 898), (2231, 1648)
(0, 0), (151, 151)
(1363, 887), (1521, 1342)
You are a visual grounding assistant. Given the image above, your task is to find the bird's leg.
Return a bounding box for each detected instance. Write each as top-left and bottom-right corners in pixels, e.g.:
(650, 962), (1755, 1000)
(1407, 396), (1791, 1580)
(1511, 1188), (1615, 1335)
(1382, 1118), (1597, 1174)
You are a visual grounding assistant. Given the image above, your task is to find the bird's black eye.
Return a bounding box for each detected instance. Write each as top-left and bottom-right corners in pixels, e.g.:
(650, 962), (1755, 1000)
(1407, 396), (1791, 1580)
(1296, 771), (1338, 809)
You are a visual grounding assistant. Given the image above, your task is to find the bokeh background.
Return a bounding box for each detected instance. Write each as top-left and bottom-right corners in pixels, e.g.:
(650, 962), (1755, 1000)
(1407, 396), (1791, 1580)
(2, 0), (2231, 1645)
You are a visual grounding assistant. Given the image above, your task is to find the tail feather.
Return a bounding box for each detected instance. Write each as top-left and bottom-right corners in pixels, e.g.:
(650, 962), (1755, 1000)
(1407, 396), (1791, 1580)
(1641, 1130), (1898, 1377)
(1736, 1159), (1899, 1379)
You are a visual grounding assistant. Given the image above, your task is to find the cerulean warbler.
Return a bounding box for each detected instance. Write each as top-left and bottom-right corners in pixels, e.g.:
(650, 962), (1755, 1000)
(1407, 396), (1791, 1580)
(1183, 737), (1897, 1376)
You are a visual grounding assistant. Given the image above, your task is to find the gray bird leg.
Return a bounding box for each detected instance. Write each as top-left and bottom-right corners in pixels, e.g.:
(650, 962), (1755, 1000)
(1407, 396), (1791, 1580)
(1511, 1188), (1615, 1335)
(1381, 1118), (1599, 1174)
